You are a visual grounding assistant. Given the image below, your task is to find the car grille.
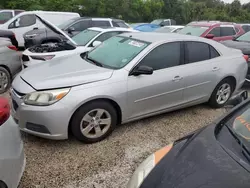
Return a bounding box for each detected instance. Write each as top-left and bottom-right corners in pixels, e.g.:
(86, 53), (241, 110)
(22, 55), (29, 62)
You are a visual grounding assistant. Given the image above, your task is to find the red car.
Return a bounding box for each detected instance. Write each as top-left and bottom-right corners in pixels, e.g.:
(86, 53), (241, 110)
(178, 21), (245, 42)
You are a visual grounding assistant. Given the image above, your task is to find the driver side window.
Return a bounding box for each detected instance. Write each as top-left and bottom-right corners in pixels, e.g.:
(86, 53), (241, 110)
(208, 27), (220, 37)
(139, 42), (181, 71)
(9, 14), (36, 29)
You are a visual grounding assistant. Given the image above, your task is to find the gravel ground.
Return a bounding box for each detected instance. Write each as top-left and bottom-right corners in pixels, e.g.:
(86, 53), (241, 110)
(2, 90), (248, 188)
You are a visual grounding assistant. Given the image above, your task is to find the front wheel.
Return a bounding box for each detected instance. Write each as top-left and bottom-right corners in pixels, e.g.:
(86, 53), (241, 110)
(71, 101), (117, 143)
(209, 79), (234, 108)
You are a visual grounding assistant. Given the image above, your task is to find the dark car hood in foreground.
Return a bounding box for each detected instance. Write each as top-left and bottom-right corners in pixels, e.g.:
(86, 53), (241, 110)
(18, 55), (113, 90)
(221, 40), (250, 51)
(140, 124), (250, 188)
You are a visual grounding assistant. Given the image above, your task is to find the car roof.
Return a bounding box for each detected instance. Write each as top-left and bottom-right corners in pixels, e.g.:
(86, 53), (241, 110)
(88, 27), (135, 32)
(188, 21), (236, 27)
(163, 25), (184, 29)
(76, 17), (124, 22)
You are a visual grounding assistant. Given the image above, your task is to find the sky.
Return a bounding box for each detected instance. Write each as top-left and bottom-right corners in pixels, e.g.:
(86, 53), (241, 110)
(222, 0), (250, 4)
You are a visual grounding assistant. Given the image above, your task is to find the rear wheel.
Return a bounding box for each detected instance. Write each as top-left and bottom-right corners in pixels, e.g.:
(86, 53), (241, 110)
(0, 67), (11, 94)
(0, 181), (7, 188)
(71, 101), (117, 143)
(209, 78), (234, 108)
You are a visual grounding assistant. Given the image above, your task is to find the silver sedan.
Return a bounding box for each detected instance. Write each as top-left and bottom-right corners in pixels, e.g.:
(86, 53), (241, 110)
(0, 97), (25, 188)
(11, 32), (247, 143)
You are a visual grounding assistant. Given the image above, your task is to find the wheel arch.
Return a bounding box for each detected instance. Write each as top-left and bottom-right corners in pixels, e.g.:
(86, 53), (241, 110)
(68, 97), (122, 134)
(0, 65), (12, 80)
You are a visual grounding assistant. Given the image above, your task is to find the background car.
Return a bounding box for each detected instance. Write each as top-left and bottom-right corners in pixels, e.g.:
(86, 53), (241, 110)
(150, 19), (176, 26)
(221, 31), (250, 83)
(0, 29), (18, 48)
(21, 15), (136, 67)
(0, 97), (25, 188)
(24, 17), (130, 48)
(154, 25), (184, 33)
(178, 21), (245, 41)
(239, 23), (250, 33)
(11, 32), (247, 144)
(128, 92), (250, 188)
(0, 9), (24, 24)
(0, 38), (21, 93)
(133, 23), (160, 32)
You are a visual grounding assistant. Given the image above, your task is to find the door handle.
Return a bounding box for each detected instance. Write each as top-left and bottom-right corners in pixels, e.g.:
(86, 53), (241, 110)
(212, 67), (220, 71)
(172, 76), (183, 82)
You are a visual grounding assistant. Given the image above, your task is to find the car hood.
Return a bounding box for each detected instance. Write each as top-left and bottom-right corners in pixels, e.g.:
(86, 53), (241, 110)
(221, 40), (250, 51)
(35, 15), (76, 46)
(140, 125), (250, 188)
(20, 54), (114, 90)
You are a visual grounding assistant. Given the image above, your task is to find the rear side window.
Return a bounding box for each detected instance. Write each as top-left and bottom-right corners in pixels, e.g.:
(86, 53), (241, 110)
(14, 11), (23, 16)
(242, 25), (250, 33)
(9, 14), (36, 28)
(185, 41), (220, 64)
(92, 20), (111, 27)
(221, 27), (236, 36)
(112, 21), (129, 28)
(0, 12), (12, 23)
(140, 42), (181, 71)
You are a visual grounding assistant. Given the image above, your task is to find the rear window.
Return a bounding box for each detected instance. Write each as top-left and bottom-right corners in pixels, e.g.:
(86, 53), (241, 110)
(178, 25), (208, 36)
(112, 21), (129, 28)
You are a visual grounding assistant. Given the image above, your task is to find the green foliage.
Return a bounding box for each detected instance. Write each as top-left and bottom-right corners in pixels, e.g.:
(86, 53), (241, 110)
(1, 0), (250, 24)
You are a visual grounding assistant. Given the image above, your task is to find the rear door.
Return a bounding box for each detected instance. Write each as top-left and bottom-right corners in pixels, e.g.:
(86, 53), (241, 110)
(182, 41), (221, 103)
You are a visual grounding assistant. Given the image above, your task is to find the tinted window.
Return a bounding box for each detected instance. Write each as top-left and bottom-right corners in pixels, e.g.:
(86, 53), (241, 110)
(209, 27), (220, 37)
(242, 25), (250, 33)
(71, 29), (100, 46)
(0, 12), (12, 23)
(185, 42), (210, 63)
(178, 26), (208, 36)
(92, 20), (111, 27)
(112, 21), (129, 28)
(210, 46), (220, 58)
(140, 42), (181, 71)
(14, 11), (23, 16)
(71, 20), (89, 31)
(221, 27), (236, 36)
(94, 31), (122, 43)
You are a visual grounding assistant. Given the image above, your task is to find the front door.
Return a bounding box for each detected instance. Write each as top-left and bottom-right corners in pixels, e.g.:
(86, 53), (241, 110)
(127, 42), (185, 119)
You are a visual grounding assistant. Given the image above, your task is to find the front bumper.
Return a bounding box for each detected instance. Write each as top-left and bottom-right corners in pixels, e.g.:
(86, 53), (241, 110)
(10, 88), (71, 140)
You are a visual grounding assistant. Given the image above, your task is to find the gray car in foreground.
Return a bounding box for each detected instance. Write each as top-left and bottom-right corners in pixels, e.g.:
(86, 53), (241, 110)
(11, 32), (247, 143)
(0, 38), (22, 93)
(0, 97), (25, 188)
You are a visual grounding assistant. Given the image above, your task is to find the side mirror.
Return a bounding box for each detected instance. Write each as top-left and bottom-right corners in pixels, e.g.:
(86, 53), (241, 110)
(92, 41), (102, 48)
(205, 34), (215, 39)
(68, 27), (75, 34)
(131, 65), (153, 76)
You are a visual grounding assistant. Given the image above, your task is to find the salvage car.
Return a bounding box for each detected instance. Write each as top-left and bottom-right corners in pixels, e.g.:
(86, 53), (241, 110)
(127, 91), (250, 188)
(11, 32), (247, 143)
(178, 21), (245, 42)
(221, 31), (250, 83)
(0, 97), (25, 188)
(24, 17), (130, 48)
(21, 16), (136, 67)
(0, 38), (22, 93)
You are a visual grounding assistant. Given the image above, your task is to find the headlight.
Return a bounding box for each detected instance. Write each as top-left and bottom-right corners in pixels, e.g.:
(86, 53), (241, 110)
(127, 143), (173, 188)
(24, 88), (70, 106)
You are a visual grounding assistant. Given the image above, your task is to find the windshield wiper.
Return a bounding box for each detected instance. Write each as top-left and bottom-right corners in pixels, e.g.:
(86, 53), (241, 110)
(85, 53), (103, 67)
(223, 123), (250, 162)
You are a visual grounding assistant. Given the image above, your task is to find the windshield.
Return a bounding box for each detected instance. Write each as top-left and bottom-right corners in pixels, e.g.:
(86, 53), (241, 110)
(151, 19), (163, 25)
(154, 27), (174, 33)
(0, 12), (12, 24)
(236, 31), (250, 42)
(71, 29), (101, 46)
(86, 36), (150, 69)
(58, 18), (79, 29)
(178, 25), (208, 36)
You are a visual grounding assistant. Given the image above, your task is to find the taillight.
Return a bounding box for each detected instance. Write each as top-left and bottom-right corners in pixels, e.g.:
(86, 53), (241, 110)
(243, 55), (249, 62)
(8, 45), (18, 51)
(0, 97), (10, 126)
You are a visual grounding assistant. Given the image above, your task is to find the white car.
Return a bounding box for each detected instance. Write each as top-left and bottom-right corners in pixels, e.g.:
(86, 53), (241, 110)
(21, 16), (137, 68)
(0, 97), (25, 188)
(154, 25), (184, 33)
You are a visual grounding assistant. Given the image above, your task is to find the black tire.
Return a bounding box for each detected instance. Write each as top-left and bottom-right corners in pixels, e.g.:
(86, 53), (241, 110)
(0, 181), (7, 188)
(0, 67), (11, 94)
(71, 101), (117, 143)
(209, 78), (234, 108)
